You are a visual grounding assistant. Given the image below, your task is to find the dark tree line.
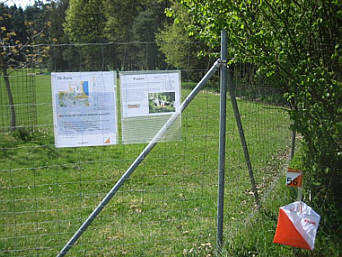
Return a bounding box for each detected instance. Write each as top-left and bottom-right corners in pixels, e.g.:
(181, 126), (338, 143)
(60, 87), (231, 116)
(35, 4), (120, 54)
(1, 0), (211, 74)
(0, 0), (189, 130)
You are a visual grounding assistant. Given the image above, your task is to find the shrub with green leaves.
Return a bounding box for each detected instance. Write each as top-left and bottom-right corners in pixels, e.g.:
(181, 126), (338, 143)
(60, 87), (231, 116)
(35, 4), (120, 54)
(177, 0), (342, 242)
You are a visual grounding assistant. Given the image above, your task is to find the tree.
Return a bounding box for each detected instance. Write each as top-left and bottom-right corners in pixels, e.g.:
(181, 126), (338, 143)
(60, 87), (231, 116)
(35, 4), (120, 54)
(64, 0), (110, 70)
(103, 0), (153, 42)
(0, 2), (49, 130)
(24, 1), (51, 69)
(0, 4), (27, 130)
(64, 0), (106, 43)
(179, 0), (341, 243)
(101, 0), (169, 70)
(132, 3), (169, 69)
(63, 0), (171, 70)
(102, 0), (152, 70)
(156, 1), (213, 80)
(46, 0), (70, 71)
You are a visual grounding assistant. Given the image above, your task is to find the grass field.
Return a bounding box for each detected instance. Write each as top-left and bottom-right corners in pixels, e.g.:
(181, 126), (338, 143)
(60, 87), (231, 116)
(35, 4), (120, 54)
(0, 73), (293, 256)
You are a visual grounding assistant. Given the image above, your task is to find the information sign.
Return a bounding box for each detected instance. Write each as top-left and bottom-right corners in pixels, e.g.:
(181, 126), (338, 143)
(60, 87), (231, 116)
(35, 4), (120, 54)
(51, 71), (117, 147)
(120, 71), (180, 118)
(120, 71), (181, 144)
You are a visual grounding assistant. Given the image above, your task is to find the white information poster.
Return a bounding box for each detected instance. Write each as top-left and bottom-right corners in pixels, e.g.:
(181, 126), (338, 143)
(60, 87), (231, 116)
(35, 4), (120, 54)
(51, 71), (117, 148)
(120, 71), (180, 118)
(120, 71), (181, 144)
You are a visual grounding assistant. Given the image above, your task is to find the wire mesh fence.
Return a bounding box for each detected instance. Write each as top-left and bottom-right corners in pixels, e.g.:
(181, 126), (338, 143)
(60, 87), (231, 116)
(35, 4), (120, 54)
(0, 42), (292, 256)
(0, 69), (37, 132)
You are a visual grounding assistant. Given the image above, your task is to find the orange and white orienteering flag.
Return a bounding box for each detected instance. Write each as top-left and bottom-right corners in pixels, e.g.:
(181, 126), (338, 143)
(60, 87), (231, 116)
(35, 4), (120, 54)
(273, 201), (320, 250)
(286, 168), (302, 187)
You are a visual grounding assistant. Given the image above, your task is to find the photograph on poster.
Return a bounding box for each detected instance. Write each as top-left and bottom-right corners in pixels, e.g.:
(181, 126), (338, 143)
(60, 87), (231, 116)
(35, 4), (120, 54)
(148, 92), (176, 114)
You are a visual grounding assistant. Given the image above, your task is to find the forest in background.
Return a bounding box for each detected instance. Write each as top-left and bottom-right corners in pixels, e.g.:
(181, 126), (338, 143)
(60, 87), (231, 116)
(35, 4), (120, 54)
(0, 0), (211, 73)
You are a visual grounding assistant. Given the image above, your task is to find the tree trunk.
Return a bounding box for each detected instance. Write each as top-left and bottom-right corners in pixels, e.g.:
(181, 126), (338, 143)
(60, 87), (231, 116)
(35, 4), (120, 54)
(2, 67), (16, 130)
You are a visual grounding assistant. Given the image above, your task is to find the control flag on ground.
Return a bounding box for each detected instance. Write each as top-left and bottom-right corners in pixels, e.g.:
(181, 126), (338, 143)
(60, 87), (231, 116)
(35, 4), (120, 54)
(273, 201), (320, 250)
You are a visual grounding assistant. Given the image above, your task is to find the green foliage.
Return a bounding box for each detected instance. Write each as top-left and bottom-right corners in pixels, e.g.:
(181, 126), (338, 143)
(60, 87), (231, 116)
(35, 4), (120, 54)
(60, 0), (171, 70)
(11, 127), (34, 142)
(45, 0), (71, 70)
(103, 0), (144, 42)
(221, 142), (340, 256)
(102, 0), (169, 70)
(156, 20), (192, 68)
(132, 7), (165, 69)
(0, 4), (27, 69)
(2, 0), (174, 72)
(225, 180), (341, 256)
(64, 0), (118, 71)
(179, 0), (342, 245)
(156, 1), (213, 80)
(64, 0), (106, 43)
(0, 3), (49, 130)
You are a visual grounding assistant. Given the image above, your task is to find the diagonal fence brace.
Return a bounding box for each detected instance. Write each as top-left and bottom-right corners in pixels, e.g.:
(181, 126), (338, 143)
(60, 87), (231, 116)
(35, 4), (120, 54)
(226, 66), (260, 208)
(57, 59), (221, 257)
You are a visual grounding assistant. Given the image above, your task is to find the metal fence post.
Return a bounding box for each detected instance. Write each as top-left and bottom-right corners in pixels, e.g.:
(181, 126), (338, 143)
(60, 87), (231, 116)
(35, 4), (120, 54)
(217, 29), (228, 255)
(291, 127), (296, 160)
(56, 60), (221, 257)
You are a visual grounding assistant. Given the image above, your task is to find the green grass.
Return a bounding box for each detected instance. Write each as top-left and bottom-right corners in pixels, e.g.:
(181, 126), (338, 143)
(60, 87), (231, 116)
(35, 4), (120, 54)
(0, 69), (38, 130)
(0, 74), (294, 256)
(224, 143), (341, 257)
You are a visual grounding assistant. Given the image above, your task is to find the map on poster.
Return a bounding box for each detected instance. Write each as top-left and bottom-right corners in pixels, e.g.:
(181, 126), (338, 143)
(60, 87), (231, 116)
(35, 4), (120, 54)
(120, 71), (180, 118)
(51, 71), (117, 148)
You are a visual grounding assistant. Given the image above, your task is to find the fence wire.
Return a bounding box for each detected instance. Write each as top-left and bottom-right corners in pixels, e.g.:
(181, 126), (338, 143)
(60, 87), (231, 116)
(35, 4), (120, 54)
(0, 42), (292, 256)
(0, 69), (37, 132)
